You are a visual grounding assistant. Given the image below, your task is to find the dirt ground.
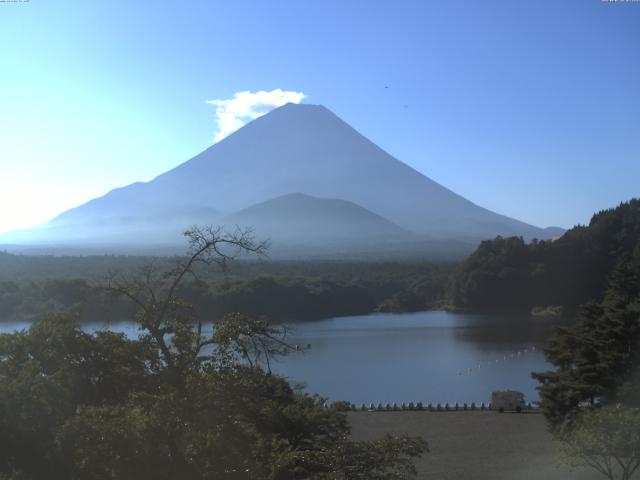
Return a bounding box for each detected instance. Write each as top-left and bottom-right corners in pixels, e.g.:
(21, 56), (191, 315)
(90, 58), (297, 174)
(348, 411), (603, 480)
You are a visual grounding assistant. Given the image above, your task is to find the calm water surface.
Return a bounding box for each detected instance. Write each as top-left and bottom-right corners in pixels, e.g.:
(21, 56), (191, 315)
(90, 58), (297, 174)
(0, 311), (558, 405)
(271, 311), (556, 404)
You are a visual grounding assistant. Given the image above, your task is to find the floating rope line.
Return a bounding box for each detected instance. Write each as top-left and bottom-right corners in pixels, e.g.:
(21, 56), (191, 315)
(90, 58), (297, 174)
(456, 346), (537, 376)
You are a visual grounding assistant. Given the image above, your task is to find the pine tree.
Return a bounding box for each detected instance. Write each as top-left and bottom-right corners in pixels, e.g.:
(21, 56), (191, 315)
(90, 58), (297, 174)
(533, 251), (640, 429)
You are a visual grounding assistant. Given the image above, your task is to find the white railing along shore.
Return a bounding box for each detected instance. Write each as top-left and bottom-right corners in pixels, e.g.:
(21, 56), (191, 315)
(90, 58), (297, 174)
(341, 401), (539, 412)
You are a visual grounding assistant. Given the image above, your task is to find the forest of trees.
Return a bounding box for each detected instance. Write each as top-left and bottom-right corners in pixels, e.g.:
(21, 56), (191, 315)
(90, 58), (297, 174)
(450, 199), (640, 315)
(533, 245), (640, 427)
(530, 228), (640, 480)
(0, 255), (453, 323)
(0, 227), (427, 479)
(3, 199), (640, 324)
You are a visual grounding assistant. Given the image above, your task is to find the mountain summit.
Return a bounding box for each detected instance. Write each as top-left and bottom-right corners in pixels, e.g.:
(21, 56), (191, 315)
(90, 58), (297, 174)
(1, 103), (562, 257)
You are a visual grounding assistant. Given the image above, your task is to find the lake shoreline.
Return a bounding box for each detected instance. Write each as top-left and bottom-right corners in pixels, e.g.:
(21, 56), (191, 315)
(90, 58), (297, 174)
(1, 311), (557, 404)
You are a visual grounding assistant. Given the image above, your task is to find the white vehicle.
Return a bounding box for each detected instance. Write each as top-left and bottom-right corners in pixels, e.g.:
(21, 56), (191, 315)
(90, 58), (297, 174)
(491, 390), (526, 413)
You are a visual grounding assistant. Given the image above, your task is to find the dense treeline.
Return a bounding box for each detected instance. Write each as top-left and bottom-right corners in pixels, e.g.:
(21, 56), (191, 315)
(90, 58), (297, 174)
(451, 199), (640, 314)
(4, 199), (640, 322)
(530, 243), (640, 480)
(0, 279), (130, 323)
(533, 247), (640, 427)
(209, 276), (375, 321)
(0, 251), (149, 281)
(0, 256), (453, 323)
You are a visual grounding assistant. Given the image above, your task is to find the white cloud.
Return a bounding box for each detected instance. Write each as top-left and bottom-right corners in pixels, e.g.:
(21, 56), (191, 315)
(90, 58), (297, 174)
(206, 89), (306, 142)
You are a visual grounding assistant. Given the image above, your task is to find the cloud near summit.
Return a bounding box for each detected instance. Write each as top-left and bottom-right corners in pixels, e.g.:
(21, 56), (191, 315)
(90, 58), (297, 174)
(206, 89), (306, 142)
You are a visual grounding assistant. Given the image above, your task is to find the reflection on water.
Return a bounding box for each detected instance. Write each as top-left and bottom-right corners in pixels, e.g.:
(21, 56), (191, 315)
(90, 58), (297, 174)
(0, 311), (562, 405)
(270, 312), (560, 404)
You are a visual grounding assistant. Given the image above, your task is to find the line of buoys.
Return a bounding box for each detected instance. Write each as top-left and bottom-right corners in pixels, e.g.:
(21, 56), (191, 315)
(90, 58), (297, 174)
(456, 346), (538, 376)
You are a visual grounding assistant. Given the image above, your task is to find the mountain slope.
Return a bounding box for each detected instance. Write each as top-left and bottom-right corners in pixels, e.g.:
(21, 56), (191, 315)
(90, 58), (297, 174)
(2, 103), (562, 255)
(221, 193), (476, 259)
(222, 193), (409, 242)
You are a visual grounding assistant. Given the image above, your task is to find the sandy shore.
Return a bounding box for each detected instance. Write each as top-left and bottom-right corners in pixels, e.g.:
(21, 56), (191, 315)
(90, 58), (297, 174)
(348, 411), (602, 480)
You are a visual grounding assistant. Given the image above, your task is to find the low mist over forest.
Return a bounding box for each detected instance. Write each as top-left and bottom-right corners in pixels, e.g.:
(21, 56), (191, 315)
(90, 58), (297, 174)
(2, 199), (638, 324)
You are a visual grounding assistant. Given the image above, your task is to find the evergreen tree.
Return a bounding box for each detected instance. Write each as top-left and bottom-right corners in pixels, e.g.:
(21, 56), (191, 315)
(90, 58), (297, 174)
(533, 250), (640, 429)
(450, 199), (640, 314)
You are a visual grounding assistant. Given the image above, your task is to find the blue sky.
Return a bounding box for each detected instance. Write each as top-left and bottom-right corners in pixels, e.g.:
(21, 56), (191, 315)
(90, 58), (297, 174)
(1, 0), (638, 233)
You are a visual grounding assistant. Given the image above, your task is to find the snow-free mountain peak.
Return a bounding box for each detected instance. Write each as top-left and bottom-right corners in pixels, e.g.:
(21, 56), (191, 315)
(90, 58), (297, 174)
(0, 103), (563, 257)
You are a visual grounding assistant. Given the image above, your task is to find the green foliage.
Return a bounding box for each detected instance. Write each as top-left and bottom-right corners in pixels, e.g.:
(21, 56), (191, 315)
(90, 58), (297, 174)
(451, 199), (640, 313)
(533, 249), (640, 428)
(0, 315), (427, 479)
(559, 404), (640, 480)
(0, 278), (132, 322)
(212, 313), (296, 371)
(0, 228), (427, 479)
(0, 314), (156, 479)
(211, 276), (376, 321)
(0, 259), (454, 323)
(450, 236), (530, 312)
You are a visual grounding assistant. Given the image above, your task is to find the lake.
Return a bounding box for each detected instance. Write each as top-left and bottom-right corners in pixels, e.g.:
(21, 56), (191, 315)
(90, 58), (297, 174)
(0, 311), (558, 405)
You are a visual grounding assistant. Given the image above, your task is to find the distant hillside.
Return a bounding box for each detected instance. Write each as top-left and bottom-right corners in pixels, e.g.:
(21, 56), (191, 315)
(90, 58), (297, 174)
(450, 199), (640, 314)
(0, 251), (455, 323)
(221, 193), (405, 248)
(1, 103), (562, 257)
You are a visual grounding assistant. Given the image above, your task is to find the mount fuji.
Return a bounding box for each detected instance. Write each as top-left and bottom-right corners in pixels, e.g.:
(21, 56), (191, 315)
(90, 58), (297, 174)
(1, 103), (563, 258)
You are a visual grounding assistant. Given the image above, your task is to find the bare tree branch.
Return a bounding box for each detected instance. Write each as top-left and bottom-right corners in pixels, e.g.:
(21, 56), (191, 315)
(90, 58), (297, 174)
(101, 225), (268, 371)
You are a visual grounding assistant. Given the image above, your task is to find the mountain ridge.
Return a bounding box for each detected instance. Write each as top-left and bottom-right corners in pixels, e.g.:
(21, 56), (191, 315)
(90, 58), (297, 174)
(220, 192), (411, 246)
(0, 103), (564, 257)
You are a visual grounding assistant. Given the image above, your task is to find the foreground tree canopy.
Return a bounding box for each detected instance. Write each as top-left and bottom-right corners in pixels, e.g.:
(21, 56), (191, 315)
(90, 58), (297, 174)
(533, 246), (640, 428)
(532, 224), (640, 479)
(0, 227), (426, 479)
(560, 404), (640, 480)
